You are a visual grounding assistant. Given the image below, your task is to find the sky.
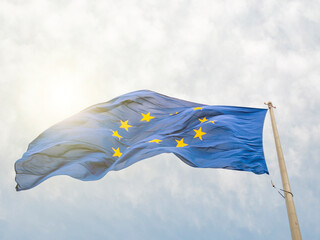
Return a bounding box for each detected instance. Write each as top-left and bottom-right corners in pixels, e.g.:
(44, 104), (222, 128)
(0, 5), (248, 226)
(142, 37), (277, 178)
(1, 0), (320, 239)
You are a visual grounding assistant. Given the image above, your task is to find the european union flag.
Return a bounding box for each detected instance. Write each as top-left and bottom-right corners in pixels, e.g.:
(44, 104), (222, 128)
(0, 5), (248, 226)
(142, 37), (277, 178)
(15, 90), (268, 191)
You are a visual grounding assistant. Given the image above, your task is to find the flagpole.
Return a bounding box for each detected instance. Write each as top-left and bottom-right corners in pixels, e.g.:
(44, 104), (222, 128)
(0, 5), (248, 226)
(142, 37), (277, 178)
(266, 102), (302, 240)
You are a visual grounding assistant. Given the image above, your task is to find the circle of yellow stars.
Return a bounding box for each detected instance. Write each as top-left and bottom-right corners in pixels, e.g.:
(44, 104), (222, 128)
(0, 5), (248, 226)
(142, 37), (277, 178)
(111, 107), (216, 158)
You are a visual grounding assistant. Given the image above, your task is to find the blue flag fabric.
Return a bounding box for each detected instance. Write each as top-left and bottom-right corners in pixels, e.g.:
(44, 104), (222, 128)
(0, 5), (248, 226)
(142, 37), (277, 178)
(15, 90), (268, 191)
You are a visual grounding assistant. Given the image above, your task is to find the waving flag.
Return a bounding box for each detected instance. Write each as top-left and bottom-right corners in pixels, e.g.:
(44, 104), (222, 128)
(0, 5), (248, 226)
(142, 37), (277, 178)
(15, 90), (268, 191)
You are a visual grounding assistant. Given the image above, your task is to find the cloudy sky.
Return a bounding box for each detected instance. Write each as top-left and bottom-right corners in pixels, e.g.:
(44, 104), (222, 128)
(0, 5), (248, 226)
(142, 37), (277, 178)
(1, 0), (319, 239)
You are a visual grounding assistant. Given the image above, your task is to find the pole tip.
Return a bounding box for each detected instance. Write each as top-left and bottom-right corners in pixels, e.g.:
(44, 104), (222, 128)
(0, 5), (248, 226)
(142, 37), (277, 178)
(264, 102), (276, 109)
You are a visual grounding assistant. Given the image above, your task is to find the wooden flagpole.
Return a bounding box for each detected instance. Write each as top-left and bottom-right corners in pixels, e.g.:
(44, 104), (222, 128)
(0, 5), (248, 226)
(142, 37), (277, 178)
(266, 102), (302, 240)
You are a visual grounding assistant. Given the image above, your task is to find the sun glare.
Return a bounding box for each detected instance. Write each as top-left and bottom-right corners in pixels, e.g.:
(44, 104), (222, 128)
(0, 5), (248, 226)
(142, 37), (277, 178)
(45, 73), (87, 121)
(21, 68), (95, 130)
(49, 83), (75, 109)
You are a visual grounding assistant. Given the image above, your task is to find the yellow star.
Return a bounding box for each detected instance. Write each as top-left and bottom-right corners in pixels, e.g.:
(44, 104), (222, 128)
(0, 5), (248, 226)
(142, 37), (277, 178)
(194, 107), (203, 110)
(193, 127), (206, 141)
(112, 147), (122, 157)
(209, 120), (215, 124)
(112, 131), (123, 140)
(169, 112), (179, 115)
(140, 112), (155, 122)
(175, 138), (188, 147)
(149, 139), (162, 144)
(120, 120), (132, 131)
(199, 117), (207, 123)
